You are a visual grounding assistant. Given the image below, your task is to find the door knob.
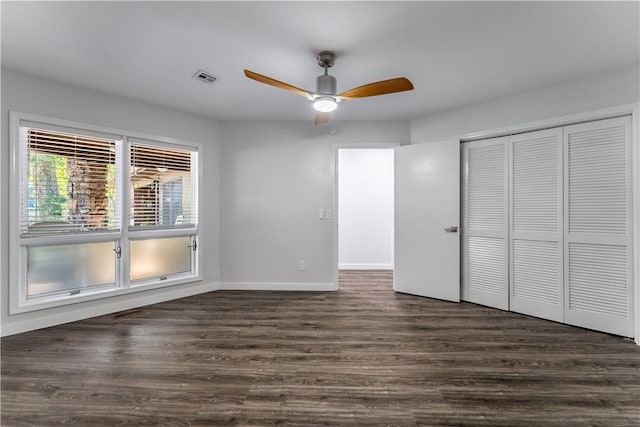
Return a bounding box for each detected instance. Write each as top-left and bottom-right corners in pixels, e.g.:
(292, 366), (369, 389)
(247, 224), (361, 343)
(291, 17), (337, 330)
(444, 225), (458, 233)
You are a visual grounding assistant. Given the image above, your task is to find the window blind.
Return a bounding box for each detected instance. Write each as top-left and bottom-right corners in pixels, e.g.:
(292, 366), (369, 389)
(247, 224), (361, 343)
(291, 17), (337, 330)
(20, 126), (121, 235)
(130, 140), (197, 229)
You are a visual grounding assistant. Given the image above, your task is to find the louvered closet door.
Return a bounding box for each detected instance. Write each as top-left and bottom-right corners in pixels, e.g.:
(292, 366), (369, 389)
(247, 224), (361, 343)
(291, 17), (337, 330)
(462, 137), (508, 310)
(564, 116), (633, 337)
(509, 128), (563, 322)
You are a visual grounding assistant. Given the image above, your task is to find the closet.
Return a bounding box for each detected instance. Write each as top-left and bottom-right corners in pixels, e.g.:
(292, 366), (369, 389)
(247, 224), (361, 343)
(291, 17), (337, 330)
(462, 116), (633, 337)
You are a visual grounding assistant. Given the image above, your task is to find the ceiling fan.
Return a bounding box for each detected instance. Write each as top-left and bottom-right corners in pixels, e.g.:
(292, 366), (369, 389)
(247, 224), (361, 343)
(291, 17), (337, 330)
(244, 51), (414, 125)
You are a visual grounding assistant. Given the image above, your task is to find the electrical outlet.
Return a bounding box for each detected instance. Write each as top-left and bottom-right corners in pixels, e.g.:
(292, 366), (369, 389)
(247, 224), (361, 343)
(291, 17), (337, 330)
(298, 260), (306, 271)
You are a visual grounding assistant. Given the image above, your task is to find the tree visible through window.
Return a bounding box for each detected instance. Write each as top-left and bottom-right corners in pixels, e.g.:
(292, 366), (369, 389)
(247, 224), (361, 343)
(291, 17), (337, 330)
(25, 129), (118, 233)
(28, 152), (67, 223)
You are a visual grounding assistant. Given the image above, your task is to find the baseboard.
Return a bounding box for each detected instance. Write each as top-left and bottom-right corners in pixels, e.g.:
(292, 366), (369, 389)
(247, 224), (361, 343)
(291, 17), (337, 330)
(218, 282), (337, 291)
(1, 281), (220, 337)
(338, 263), (393, 270)
(3, 280), (339, 336)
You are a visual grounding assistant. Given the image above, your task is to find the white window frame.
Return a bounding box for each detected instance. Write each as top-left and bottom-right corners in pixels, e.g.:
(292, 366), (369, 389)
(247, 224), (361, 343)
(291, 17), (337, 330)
(9, 111), (202, 314)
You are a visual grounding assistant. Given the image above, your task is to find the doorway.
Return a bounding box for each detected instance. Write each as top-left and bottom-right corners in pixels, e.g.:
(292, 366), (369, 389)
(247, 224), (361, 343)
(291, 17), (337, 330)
(337, 148), (395, 284)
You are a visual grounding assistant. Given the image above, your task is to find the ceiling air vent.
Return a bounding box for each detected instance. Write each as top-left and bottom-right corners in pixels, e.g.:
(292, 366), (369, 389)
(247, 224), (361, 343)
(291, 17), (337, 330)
(193, 69), (218, 84)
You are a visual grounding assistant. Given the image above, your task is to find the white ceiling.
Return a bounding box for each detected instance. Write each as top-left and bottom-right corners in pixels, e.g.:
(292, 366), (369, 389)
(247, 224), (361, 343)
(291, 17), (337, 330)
(2, 1), (638, 123)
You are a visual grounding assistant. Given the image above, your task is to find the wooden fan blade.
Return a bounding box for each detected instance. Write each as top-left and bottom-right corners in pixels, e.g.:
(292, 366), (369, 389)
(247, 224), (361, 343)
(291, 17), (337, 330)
(315, 113), (330, 125)
(244, 70), (313, 99)
(337, 77), (414, 100)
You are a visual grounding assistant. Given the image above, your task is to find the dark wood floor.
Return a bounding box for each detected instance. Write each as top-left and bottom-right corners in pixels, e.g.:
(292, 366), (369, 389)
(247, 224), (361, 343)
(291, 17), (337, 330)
(2, 270), (639, 426)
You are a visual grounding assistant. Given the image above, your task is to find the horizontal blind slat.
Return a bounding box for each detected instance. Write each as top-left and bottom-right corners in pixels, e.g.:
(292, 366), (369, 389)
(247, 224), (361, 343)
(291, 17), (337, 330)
(130, 141), (197, 229)
(21, 127), (121, 236)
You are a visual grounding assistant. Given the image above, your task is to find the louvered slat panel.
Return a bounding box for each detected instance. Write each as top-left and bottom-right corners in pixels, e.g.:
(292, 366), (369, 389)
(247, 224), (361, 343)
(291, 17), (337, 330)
(467, 237), (505, 295)
(564, 117), (632, 337)
(467, 144), (504, 230)
(568, 243), (627, 318)
(513, 240), (560, 305)
(568, 125), (626, 235)
(463, 138), (508, 310)
(512, 136), (558, 232)
(509, 128), (563, 322)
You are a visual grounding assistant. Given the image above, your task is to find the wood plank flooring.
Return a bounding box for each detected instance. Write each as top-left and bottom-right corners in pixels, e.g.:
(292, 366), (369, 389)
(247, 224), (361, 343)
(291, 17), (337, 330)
(2, 270), (639, 426)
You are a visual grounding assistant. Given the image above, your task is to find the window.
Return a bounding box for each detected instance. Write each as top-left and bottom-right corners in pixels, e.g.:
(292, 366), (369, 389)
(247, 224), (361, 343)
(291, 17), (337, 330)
(130, 140), (196, 228)
(27, 241), (116, 297)
(130, 236), (192, 282)
(9, 112), (201, 313)
(23, 128), (120, 234)
(128, 139), (198, 286)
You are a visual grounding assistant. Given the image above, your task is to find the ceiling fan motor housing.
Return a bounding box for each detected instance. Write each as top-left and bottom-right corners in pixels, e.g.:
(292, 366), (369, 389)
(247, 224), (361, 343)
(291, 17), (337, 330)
(316, 74), (337, 95)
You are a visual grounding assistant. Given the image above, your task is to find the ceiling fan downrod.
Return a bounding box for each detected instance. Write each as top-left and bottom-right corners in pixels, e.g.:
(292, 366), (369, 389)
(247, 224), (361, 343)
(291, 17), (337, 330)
(316, 51), (337, 96)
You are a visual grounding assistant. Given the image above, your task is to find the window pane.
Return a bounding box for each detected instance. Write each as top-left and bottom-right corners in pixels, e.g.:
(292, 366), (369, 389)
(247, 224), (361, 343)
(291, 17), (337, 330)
(22, 128), (120, 235)
(130, 142), (196, 228)
(130, 236), (192, 281)
(27, 242), (116, 297)
(162, 178), (183, 225)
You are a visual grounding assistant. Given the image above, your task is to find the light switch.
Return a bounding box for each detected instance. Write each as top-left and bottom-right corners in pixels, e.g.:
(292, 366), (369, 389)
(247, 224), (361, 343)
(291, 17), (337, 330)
(318, 209), (325, 219)
(325, 209), (333, 219)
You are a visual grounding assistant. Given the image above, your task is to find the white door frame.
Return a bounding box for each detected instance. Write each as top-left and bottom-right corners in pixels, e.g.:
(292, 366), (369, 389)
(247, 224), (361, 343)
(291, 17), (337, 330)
(332, 142), (399, 289)
(458, 103), (640, 344)
(634, 107), (640, 345)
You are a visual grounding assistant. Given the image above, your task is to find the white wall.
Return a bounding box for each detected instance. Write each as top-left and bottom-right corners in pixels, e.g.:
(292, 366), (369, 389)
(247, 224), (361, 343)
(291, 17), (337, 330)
(411, 64), (640, 142)
(1, 68), (222, 335)
(219, 120), (409, 289)
(338, 148), (394, 270)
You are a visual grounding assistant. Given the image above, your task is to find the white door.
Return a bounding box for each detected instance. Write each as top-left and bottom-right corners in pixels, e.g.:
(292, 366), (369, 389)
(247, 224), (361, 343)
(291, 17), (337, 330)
(394, 140), (460, 302)
(563, 116), (633, 337)
(510, 128), (564, 322)
(461, 137), (509, 310)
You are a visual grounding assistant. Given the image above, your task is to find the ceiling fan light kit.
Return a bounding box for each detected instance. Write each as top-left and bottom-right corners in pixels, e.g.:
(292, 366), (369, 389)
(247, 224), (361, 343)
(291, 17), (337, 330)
(244, 50), (414, 124)
(313, 96), (338, 113)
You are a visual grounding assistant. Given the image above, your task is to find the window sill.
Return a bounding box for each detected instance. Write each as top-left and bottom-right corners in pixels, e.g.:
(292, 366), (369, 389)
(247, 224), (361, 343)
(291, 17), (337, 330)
(10, 274), (202, 315)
